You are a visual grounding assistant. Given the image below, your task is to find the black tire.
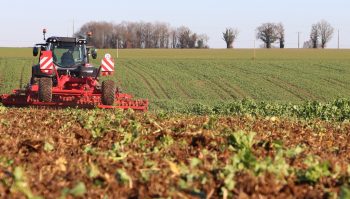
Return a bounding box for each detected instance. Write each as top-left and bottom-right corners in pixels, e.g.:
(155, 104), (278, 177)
(102, 80), (116, 105)
(38, 78), (52, 102)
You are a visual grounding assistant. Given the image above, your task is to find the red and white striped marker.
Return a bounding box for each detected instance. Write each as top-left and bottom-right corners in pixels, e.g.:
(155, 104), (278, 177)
(40, 51), (54, 74)
(101, 54), (114, 74)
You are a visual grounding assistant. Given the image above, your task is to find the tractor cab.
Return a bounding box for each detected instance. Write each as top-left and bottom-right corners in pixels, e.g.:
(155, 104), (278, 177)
(48, 37), (88, 68)
(34, 37), (97, 66)
(32, 37), (99, 80)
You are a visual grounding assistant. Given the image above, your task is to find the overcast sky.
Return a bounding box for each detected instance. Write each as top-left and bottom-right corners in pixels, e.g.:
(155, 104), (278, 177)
(0, 0), (349, 48)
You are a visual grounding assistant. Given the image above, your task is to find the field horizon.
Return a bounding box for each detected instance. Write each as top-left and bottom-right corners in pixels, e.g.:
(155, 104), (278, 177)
(1, 48), (350, 111)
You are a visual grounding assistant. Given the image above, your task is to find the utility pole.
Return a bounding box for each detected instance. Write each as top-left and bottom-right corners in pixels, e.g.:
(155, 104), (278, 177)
(298, 32), (300, 49)
(338, 29), (340, 49)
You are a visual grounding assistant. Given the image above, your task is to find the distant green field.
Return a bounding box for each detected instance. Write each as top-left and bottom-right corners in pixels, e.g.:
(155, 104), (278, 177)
(0, 48), (350, 110)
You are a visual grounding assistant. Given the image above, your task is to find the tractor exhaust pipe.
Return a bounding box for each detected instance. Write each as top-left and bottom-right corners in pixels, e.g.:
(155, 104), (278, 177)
(43, 28), (47, 41)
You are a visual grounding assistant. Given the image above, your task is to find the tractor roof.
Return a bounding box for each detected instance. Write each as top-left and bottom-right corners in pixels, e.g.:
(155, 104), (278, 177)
(46, 37), (87, 44)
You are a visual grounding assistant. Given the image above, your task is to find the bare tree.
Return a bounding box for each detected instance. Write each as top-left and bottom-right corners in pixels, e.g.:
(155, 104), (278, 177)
(276, 23), (285, 48)
(188, 33), (197, 48)
(144, 23), (153, 48)
(222, 28), (239, 48)
(197, 34), (209, 48)
(135, 22), (146, 48)
(109, 22), (130, 48)
(170, 29), (178, 48)
(158, 23), (170, 48)
(303, 40), (313, 48)
(75, 21), (114, 48)
(152, 23), (161, 48)
(177, 26), (191, 48)
(115, 22), (128, 48)
(127, 22), (141, 48)
(256, 23), (278, 48)
(318, 20), (334, 48)
(310, 24), (320, 48)
(309, 20), (334, 49)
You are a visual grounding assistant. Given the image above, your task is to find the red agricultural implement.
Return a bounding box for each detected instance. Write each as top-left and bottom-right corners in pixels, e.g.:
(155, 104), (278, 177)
(0, 31), (148, 111)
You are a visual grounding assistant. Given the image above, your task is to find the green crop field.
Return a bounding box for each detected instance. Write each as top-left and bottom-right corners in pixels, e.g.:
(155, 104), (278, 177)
(0, 48), (350, 111)
(1, 48), (350, 198)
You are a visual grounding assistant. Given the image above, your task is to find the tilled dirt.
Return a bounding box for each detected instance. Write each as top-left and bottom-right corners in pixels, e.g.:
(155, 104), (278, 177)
(0, 109), (349, 199)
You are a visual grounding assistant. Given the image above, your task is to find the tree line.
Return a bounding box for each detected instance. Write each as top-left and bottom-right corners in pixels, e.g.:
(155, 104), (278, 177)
(76, 20), (335, 49)
(75, 21), (209, 49)
(223, 20), (334, 49)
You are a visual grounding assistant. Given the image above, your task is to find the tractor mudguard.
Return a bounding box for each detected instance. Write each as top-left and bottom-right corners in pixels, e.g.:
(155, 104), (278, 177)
(32, 65), (55, 79)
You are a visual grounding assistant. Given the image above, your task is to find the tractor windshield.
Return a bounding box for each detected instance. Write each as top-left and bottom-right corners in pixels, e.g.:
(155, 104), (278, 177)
(50, 43), (86, 68)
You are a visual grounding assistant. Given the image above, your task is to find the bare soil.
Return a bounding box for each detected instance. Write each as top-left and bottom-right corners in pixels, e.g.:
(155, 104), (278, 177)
(0, 109), (349, 198)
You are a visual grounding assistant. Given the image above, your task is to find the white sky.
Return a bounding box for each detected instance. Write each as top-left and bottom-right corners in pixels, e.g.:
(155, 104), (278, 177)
(0, 0), (349, 48)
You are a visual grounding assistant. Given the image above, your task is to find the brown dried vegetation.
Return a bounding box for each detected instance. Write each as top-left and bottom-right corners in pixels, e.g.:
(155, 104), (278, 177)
(0, 108), (349, 198)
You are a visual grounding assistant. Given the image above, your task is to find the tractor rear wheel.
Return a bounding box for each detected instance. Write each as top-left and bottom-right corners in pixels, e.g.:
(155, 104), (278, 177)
(38, 78), (52, 102)
(102, 80), (116, 105)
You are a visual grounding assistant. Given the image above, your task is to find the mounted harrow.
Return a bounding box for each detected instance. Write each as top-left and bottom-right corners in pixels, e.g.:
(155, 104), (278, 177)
(0, 85), (148, 110)
(0, 31), (148, 111)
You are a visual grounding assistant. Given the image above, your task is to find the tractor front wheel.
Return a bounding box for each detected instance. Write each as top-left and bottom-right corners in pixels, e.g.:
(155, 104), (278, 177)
(102, 80), (116, 105)
(38, 78), (52, 102)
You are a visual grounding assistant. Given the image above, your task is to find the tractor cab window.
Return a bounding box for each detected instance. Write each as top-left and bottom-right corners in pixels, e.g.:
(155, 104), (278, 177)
(50, 44), (85, 68)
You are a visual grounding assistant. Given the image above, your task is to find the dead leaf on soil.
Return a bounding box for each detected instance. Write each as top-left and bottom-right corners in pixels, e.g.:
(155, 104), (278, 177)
(166, 160), (180, 176)
(55, 157), (67, 172)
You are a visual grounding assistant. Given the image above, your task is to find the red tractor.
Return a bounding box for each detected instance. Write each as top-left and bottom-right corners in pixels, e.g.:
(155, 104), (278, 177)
(0, 31), (148, 111)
